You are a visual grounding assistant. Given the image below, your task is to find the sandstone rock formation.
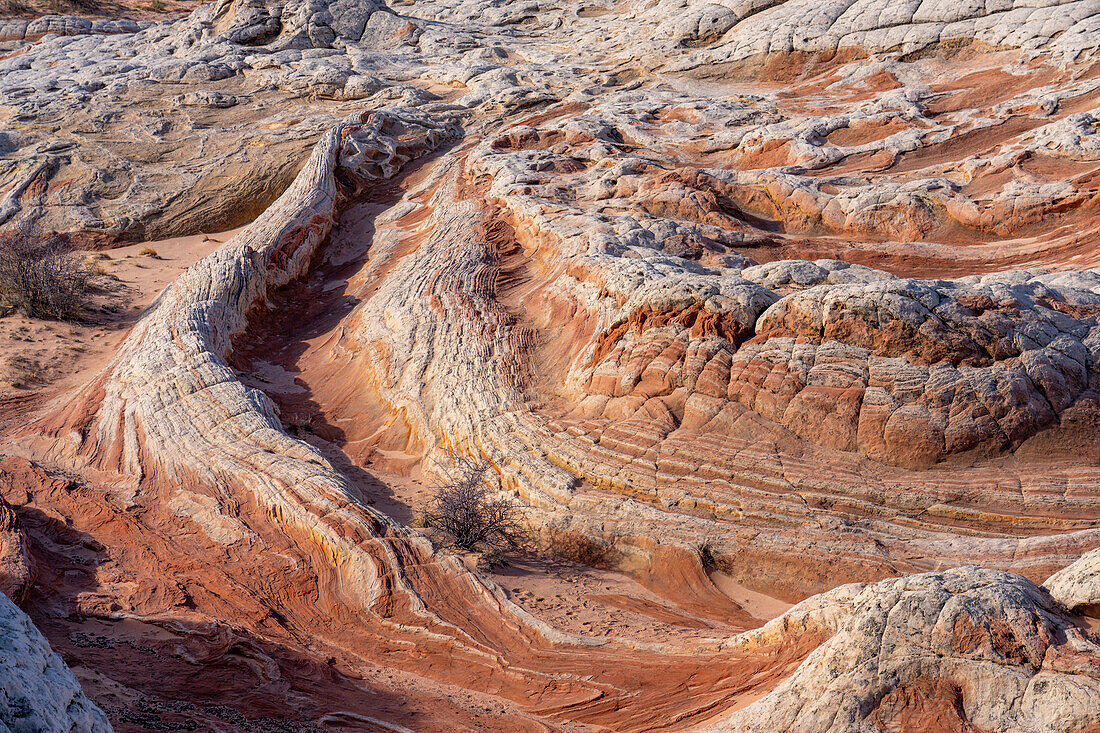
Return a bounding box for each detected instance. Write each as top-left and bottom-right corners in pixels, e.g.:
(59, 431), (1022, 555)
(1, 0), (1100, 730)
(0, 496), (31, 604)
(0, 591), (112, 732)
(1046, 548), (1100, 617)
(712, 566), (1100, 731)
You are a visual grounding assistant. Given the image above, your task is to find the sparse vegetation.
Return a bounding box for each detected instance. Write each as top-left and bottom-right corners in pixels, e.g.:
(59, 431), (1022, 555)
(148, 0), (164, 11)
(420, 457), (526, 552)
(139, 246), (161, 258)
(5, 355), (41, 388)
(44, 0), (99, 13)
(544, 527), (616, 569)
(0, 0), (31, 14)
(698, 542), (733, 573)
(0, 228), (90, 321)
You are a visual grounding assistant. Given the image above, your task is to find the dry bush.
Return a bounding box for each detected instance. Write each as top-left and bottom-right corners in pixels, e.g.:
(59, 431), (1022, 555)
(139, 246), (161, 258)
(0, 0), (32, 15)
(698, 542), (734, 573)
(43, 0), (99, 12)
(543, 527), (617, 569)
(0, 228), (90, 320)
(420, 457), (526, 552)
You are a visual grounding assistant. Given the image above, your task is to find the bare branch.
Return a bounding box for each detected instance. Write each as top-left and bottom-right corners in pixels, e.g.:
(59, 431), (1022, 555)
(420, 457), (527, 552)
(0, 228), (90, 321)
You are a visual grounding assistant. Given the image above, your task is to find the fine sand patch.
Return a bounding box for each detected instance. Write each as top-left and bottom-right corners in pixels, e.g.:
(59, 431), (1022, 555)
(0, 228), (241, 422)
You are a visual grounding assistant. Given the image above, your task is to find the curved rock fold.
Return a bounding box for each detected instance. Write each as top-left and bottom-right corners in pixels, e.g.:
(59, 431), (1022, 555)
(1, 0), (1100, 729)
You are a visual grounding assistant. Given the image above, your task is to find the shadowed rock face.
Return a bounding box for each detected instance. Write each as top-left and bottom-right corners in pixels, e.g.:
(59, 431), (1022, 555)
(2, 0), (1100, 730)
(0, 494), (31, 603)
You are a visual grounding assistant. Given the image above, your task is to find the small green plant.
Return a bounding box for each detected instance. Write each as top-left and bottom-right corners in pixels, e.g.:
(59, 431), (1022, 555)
(149, 0), (165, 11)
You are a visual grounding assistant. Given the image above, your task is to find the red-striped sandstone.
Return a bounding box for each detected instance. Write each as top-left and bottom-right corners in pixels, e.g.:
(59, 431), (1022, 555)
(1, 0), (1100, 730)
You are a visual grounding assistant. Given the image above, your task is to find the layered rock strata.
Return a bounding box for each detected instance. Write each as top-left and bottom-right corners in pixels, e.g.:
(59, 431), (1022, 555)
(1, 0), (1100, 729)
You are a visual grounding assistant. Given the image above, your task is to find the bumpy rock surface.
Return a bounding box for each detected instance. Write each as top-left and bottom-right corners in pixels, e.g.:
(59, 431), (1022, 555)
(1046, 548), (1100, 616)
(0, 591), (112, 732)
(715, 566), (1100, 731)
(1, 0), (1100, 730)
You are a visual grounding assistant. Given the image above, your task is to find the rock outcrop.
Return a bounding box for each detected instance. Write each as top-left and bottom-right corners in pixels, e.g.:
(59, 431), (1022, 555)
(0, 496), (30, 603)
(713, 567), (1100, 732)
(1, 0), (1100, 730)
(0, 591), (112, 733)
(1046, 548), (1100, 617)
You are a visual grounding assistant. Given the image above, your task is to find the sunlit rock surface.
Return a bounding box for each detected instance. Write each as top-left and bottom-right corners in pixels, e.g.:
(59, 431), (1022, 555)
(1, 0), (1100, 729)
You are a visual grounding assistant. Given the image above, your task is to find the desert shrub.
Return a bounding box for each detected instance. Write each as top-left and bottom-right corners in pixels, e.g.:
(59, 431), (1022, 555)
(543, 527), (616, 569)
(420, 457), (526, 552)
(0, 0), (31, 15)
(45, 0), (96, 12)
(698, 542), (733, 573)
(0, 228), (89, 320)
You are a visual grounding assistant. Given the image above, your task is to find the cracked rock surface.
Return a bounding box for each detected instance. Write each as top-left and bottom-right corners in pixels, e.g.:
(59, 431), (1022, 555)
(1, 0), (1100, 730)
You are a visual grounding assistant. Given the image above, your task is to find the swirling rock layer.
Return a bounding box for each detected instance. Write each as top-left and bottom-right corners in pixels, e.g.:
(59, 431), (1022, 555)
(1, 0), (1100, 730)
